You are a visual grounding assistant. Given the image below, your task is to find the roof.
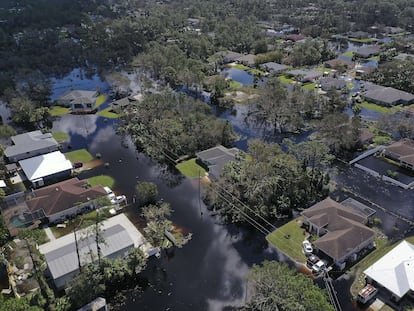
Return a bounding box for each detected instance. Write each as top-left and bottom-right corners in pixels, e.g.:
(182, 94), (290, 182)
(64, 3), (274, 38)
(260, 62), (289, 72)
(385, 139), (414, 166)
(287, 69), (321, 81)
(364, 240), (414, 299)
(302, 197), (375, 261)
(324, 58), (354, 69)
(236, 54), (256, 65)
(5, 130), (58, 159)
(196, 145), (240, 179)
(355, 46), (381, 58)
(320, 77), (346, 90)
(39, 214), (153, 283)
(364, 87), (414, 105)
(286, 34), (305, 42)
(26, 178), (107, 217)
(222, 51), (243, 62)
(57, 90), (97, 105)
(358, 128), (375, 144)
(340, 198), (376, 218)
(394, 53), (414, 61)
(19, 151), (72, 181)
(111, 97), (130, 108)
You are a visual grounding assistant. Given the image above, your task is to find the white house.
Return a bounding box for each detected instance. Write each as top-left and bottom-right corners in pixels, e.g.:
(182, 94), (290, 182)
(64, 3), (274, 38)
(364, 240), (414, 302)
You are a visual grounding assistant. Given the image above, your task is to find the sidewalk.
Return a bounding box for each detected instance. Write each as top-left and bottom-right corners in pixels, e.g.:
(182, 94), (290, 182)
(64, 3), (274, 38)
(44, 227), (56, 242)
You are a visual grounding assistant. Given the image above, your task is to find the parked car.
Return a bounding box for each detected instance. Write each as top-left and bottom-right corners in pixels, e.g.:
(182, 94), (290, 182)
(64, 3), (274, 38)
(307, 254), (319, 267)
(312, 260), (327, 274)
(111, 195), (127, 205)
(104, 186), (116, 200)
(73, 162), (83, 168)
(302, 240), (313, 255)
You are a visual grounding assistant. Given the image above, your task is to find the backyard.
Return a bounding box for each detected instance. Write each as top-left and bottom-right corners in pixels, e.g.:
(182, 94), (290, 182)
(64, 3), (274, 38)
(266, 217), (308, 263)
(87, 175), (115, 188)
(64, 149), (94, 163)
(176, 158), (206, 178)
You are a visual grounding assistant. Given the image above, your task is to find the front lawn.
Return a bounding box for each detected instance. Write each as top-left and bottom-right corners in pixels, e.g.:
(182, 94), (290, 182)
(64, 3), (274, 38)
(342, 51), (355, 58)
(87, 175), (115, 188)
(97, 107), (121, 119)
(302, 82), (316, 91)
(52, 131), (70, 143)
(94, 94), (107, 109)
(50, 106), (70, 116)
(228, 79), (242, 90)
(64, 149), (94, 163)
(176, 158), (206, 178)
(266, 217), (308, 263)
(278, 75), (294, 84)
(231, 63), (250, 71)
(358, 101), (403, 114)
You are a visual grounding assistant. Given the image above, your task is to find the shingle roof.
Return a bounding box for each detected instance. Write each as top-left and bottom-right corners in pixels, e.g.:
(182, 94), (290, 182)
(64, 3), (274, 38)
(385, 139), (414, 166)
(196, 145), (240, 179)
(302, 197), (375, 261)
(260, 62), (289, 72)
(26, 177), (107, 217)
(364, 87), (414, 105)
(5, 130), (58, 160)
(57, 90), (97, 105)
(364, 240), (414, 299)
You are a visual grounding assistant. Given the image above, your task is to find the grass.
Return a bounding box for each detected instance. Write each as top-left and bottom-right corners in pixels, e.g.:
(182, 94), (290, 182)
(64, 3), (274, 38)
(64, 149), (94, 163)
(52, 131), (70, 143)
(228, 79), (242, 90)
(97, 107), (121, 119)
(367, 56), (380, 62)
(231, 63), (250, 71)
(278, 75), (294, 84)
(87, 175), (115, 188)
(348, 37), (378, 43)
(346, 82), (355, 90)
(50, 208), (112, 238)
(49, 106), (70, 116)
(302, 82), (316, 91)
(342, 51), (355, 58)
(176, 158), (206, 178)
(94, 94), (107, 109)
(266, 217), (307, 263)
(357, 101), (403, 114)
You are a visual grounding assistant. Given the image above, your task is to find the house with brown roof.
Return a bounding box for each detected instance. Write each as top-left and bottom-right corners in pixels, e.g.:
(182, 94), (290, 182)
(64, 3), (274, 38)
(383, 139), (414, 170)
(236, 54), (256, 67)
(302, 197), (376, 269)
(26, 177), (108, 223)
(324, 58), (354, 71)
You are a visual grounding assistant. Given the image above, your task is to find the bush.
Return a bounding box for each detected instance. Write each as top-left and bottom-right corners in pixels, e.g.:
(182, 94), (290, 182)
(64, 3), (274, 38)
(373, 217), (382, 227)
(135, 182), (159, 206)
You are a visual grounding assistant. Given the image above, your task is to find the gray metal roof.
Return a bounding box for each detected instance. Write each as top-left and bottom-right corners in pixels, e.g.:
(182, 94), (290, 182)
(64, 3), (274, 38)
(5, 130), (58, 159)
(44, 224), (134, 281)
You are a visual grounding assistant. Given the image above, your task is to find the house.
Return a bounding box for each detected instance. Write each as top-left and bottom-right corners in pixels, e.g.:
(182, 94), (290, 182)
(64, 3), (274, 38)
(25, 177), (107, 223)
(287, 69), (322, 83)
(394, 53), (414, 61)
(324, 58), (354, 71)
(4, 130), (59, 162)
(236, 54), (256, 67)
(320, 77), (346, 91)
(302, 197), (376, 269)
(348, 31), (370, 39)
(355, 66), (376, 78)
(259, 62), (289, 74)
(265, 29), (285, 39)
(286, 34), (305, 42)
(222, 51), (243, 63)
(111, 97), (130, 112)
(383, 139), (414, 170)
(56, 90), (98, 112)
(196, 145), (240, 180)
(364, 240), (414, 302)
(39, 213), (157, 289)
(78, 297), (107, 311)
(355, 46), (382, 58)
(19, 151), (73, 188)
(363, 86), (414, 106)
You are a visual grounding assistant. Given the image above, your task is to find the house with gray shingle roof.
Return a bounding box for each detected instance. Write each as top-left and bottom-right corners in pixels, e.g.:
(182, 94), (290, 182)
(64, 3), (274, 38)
(287, 69), (322, 82)
(302, 197), (376, 269)
(363, 85), (414, 106)
(5, 130), (59, 162)
(56, 90), (98, 112)
(196, 145), (240, 180)
(259, 62), (289, 74)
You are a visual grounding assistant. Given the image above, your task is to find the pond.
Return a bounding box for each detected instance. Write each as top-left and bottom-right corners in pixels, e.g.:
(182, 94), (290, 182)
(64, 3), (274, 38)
(49, 70), (414, 311)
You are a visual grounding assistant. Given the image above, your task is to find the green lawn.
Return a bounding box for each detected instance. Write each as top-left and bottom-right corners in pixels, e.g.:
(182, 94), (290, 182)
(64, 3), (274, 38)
(367, 56), (380, 62)
(348, 37), (377, 43)
(50, 106), (70, 116)
(97, 107), (121, 119)
(232, 63), (250, 71)
(346, 82), (355, 90)
(64, 149), (94, 163)
(266, 218), (308, 263)
(176, 158), (206, 178)
(94, 94), (107, 109)
(52, 131), (70, 143)
(358, 101), (403, 114)
(50, 208), (112, 238)
(278, 75), (294, 84)
(87, 175), (115, 188)
(342, 51), (355, 58)
(228, 79), (242, 90)
(302, 82), (316, 91)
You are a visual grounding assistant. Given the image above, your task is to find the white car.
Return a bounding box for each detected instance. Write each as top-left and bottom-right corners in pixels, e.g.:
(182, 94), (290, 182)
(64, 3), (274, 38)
(111, 195), (127, 205)
(312, 260), (327, 274)
(302, 240), (313, 255)
(104, 186), (116, 200)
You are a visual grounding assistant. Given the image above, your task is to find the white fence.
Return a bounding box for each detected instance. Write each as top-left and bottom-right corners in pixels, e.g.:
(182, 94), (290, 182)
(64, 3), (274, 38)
(382, 175), (414, 189)
(349, 146), (385, 165)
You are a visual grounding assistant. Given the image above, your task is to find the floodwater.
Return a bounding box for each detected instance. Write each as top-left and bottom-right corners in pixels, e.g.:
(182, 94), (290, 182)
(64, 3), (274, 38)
(47, 70), (414, 311)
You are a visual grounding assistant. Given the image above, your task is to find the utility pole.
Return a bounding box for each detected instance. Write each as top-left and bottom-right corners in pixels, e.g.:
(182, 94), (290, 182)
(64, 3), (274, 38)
(73, 218), (83, 273)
